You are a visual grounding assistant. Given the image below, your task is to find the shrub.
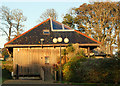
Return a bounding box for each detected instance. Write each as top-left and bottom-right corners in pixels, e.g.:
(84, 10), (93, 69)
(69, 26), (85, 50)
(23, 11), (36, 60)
(2, 61), (13, 72)
(63, 57), (120, 84)
(2, 69), (12, 82)
(63, 56), (87, 82)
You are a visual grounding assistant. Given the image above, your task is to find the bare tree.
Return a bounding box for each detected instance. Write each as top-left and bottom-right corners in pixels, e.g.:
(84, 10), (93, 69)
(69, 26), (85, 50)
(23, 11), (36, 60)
(0, 6), (13, 41)
(0, 6), (27, 41)
(12, 9), (27, 37)
(39, 9), (58, 22)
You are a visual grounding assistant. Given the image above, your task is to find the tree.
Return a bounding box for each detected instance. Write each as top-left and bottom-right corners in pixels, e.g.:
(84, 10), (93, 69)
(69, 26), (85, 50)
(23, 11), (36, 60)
(62, 8), (76, 29)
(61, 44), (85, 65)
(62, 2), (120, 55)
(12, 9), (27, 37)
(0, 6), (27, 41)
(116, 2), (120, 52)
(115, 50), (120, 59)
(0, 6), (13, 41)
(39, 9), (58, 22)
(62, 14), (75, 28)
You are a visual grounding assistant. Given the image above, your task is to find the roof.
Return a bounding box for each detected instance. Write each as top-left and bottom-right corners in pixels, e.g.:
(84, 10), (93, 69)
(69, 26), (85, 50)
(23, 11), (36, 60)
(5, 18), (101, 47)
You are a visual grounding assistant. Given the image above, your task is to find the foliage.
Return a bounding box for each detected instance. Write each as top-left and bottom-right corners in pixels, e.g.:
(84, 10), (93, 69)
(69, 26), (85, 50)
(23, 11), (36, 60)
(2, 61), (13, 72)
(63, 56), (87, 82)
(0, 6), (27, 41)
(63, 58), (120, 84)
(61, 81), (120, 86)
(62, 14), (75, 28)
(53, 64), (59, 71)
(61, 44), (85, 64)
(39, 8), (58, 22)
(2, 69), (12, 82)
(62, 2), (120, 55)
(2, 48), (12, 61)
(2, 48), (9, 56)
(116, 50), (120, 59)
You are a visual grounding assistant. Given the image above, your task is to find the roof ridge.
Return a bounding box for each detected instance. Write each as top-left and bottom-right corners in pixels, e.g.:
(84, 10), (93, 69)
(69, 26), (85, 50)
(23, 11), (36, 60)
(4, 18), (50, 46)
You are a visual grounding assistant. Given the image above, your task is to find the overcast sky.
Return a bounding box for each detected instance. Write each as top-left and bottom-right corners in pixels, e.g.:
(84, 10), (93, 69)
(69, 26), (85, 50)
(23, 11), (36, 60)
(0, 0), (119, 48)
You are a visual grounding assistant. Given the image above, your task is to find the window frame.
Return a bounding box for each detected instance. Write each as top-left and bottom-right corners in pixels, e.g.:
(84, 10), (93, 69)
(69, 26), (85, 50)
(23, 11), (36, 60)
(45, 56), (49, 64)
(43, 30), (50, 35)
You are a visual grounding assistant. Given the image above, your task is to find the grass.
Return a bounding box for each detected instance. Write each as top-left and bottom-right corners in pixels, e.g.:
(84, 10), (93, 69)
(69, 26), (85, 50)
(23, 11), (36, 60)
(58, 81), (120, 86)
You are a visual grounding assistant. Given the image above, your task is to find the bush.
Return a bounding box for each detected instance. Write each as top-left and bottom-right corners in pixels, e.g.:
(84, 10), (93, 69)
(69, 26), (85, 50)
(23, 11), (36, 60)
(63, 57), (120, 84)
(115, 50), (120, 59)
(2, 69), (12, 82)
(63, 56), (87, 82)
(2, 61), (13, 72)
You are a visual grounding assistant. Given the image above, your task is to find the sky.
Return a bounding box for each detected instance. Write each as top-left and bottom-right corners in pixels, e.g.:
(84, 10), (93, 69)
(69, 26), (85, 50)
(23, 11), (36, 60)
(0, 0), (119, 48)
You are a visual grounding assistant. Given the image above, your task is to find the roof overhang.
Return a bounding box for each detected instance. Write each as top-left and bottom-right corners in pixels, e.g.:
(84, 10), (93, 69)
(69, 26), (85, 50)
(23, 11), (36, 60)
(5, 44), (100, 48)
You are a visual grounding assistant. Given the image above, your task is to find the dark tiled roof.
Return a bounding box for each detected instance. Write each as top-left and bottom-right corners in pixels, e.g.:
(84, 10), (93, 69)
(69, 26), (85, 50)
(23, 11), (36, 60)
(5, 18), (100, 45)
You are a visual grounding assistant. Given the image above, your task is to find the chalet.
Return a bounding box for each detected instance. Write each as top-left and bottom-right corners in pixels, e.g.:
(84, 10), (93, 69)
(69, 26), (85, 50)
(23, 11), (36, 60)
(4, 18), (101, 80)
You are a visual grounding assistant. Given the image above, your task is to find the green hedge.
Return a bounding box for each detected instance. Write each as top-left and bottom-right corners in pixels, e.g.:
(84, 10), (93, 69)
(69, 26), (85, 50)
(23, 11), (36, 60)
(63, 57), (120, 84)
(2, 61), (13, 82)
(2, 69), (12, 82)
(2, 61), (13, 72)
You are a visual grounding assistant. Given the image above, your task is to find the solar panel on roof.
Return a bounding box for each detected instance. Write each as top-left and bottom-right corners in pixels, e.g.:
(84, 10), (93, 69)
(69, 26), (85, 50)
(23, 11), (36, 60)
(52, 20), (73, 31)
(52, 21), (62, 30)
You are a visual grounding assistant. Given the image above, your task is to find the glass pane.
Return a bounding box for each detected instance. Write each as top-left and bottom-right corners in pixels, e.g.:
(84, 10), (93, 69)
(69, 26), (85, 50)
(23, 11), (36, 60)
(45, 57), (49, 64)
(43, 30), (50, 35)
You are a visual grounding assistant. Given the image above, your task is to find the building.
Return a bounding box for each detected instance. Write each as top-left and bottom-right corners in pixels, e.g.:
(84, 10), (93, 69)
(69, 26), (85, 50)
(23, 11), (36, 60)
(4, 18), (101, 80)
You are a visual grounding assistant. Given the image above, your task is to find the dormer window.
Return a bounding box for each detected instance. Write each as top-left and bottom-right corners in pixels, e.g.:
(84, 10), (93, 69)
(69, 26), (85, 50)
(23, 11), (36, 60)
(43, 30), (50, 35)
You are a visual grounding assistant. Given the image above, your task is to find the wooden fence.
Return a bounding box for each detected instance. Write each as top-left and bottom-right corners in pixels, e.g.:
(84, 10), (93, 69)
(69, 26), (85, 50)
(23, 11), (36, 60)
(14, 64), (45, 79)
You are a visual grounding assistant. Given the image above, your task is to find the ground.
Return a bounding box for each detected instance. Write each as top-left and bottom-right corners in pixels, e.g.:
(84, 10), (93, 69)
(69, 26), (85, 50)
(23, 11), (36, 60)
(3, 80), (56, 84)
(1, 80), (120, 86)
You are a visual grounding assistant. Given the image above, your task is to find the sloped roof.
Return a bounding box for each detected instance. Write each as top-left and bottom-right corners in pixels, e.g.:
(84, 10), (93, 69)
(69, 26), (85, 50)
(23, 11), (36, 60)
(5, 18), (100, 46)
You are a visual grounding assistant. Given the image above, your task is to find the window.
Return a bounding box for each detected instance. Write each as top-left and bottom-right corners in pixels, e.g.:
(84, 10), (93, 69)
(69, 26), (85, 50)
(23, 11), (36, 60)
(45, 56), (49, 64)
(43, 30), (50, 35)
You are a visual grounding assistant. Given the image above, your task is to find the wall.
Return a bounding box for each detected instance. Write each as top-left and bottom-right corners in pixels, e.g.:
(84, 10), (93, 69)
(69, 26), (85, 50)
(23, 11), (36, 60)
(13, 46), (65, 76)
(13, 46), (97, 76)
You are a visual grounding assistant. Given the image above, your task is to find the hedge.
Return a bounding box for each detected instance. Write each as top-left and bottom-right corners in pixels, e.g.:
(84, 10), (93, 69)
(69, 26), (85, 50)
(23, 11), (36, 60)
(63, 57), (120, 84)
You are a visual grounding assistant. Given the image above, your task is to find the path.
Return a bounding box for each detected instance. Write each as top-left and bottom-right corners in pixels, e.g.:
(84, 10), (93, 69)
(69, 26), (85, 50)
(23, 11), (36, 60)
(2, 80), (56, 84)
(1, 80), (73, 86)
